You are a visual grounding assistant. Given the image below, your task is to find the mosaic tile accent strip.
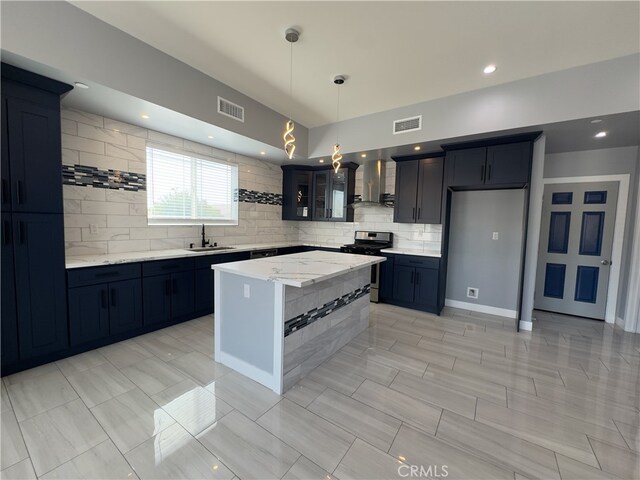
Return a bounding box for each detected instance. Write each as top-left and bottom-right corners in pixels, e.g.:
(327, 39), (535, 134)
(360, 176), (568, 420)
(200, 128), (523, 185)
(284, 284), (371, 337)
(62, 164), (146, 191)
(353, 193), (395, 207)
(237, 188), (283, 205)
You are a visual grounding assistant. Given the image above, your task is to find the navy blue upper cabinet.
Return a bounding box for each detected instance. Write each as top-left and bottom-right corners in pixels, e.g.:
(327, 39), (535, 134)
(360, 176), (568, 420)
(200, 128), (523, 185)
(1, 95), (11, 212)
(281, 167), (313, 220)
(13, 213), (68, 359)
(446, 147), (487, 188)
(393, 156), (444, 224)
(313, 170), (331, 221)
(445, 141), (534, 189)
(1, 213), (19, 366)
(485, 142), (532, 186)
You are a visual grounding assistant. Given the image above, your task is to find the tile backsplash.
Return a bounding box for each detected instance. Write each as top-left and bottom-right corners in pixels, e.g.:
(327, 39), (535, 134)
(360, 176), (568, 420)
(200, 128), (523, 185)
(61, 108), (441, 256)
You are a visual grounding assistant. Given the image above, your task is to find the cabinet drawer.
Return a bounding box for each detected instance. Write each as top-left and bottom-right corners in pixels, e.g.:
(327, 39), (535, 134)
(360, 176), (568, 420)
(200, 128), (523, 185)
(68, 263), (141, 287)
(195, 252), (250, 270)
(394, 255), (439, 269)
(143, 258), (195, 276)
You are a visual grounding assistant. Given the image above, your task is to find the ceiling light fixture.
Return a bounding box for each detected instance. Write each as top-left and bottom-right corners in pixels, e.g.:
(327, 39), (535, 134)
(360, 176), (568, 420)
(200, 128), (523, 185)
(414, 146), (421, 151)
(590, 119), (603, 124)
(361, 153), (367, 158)
(207, 135), (214, 139)
(74, 82), (89, 89)
(260, 151), (266, 155)
(483, 64), (497, 75)
(141, 114), (150, 119)
(595, 131), (607, 138)
(319, 159), (325, 163)
(283, 28), (299, 160)
(331, 75), (346, 173)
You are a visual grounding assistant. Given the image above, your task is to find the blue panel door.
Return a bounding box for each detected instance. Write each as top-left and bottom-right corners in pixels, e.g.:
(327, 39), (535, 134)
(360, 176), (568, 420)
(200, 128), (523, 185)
(535, 182), (618, 320)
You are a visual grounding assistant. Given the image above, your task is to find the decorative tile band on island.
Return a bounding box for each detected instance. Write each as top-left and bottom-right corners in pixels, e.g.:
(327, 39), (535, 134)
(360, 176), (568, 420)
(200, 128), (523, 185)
(284, 284), (371, 336)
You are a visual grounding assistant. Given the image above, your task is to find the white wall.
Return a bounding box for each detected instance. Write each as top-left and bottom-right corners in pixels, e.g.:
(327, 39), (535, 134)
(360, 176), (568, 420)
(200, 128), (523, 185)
(62, 109), (297, 256)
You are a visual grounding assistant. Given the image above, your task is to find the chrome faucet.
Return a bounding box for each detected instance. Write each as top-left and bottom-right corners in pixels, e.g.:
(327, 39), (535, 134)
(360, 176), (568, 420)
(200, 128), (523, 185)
(201, 224), (210, 248)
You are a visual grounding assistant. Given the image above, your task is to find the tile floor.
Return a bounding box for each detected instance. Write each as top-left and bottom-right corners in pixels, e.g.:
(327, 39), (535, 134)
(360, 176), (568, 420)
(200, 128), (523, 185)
(1, 304), (639, 479)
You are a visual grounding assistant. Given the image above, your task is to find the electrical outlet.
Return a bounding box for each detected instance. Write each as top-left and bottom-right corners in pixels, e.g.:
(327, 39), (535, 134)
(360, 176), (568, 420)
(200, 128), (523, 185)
(243, 284), (250, 298)
(492, 232), (499, 240)
(89, 224), (98, 234)
(467, 287), (479, 299)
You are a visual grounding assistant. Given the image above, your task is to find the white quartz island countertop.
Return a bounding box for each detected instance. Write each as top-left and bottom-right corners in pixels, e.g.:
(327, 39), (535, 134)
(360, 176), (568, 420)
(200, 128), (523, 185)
(212, 250), (385, 288)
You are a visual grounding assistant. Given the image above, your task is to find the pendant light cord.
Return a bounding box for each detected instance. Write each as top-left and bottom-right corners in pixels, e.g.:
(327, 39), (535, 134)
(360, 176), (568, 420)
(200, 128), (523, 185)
(336, 85), (341, 144)
(289, 41), (293, 121)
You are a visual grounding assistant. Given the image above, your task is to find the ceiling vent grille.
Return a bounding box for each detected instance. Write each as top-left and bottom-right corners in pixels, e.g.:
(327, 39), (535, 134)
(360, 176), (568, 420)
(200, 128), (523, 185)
(393, 115), (422, 134)
(217, 97), (245, 122)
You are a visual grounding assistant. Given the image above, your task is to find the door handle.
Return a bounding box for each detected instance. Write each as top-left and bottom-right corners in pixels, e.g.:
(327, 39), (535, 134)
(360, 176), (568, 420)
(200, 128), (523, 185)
(1, 179), (9, 205)
(600, 260), (611, 266)
(2, 220), (10, 245)
(172, 278), (178, 294)
(412, 207), (416, 220)
(111, 288), (116, 306)
(15, 180), (23, 204)
(410, 271), (414, 284)
(101, 289), (108, 309)
(487, 164), (492, 181)
(417, 207), (421, 220)
(481, 164), (485, 182)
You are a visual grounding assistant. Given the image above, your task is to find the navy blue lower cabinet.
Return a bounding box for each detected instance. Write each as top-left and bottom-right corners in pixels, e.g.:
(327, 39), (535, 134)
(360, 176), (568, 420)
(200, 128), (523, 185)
(1, 213), (19, 366)
(13, 213), (68, 359)
(109, 279), (143, 335)
(379, 254), (395, 301)
(68, 284), (109, 346)
(393, 265), (416, 303)
(414, 267), (439, 310)
(171, 270), (195, 320)
(143, 274), (172, 326)
(194, 268), (214, 315)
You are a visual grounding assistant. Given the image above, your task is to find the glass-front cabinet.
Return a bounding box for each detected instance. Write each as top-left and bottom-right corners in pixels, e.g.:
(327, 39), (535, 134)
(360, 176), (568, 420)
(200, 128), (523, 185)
(281, 163), (358, 222)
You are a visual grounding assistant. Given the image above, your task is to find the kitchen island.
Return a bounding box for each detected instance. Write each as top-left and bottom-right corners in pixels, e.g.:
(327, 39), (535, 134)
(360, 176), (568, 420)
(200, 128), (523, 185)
(212, 251), (384, 394)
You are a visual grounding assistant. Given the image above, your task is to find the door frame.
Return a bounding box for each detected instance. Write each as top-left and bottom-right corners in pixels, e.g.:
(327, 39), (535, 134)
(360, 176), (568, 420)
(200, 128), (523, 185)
(540, 174), (630, 323)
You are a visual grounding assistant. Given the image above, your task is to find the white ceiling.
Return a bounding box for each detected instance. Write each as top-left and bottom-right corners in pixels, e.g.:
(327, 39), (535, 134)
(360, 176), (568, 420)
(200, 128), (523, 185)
(71, 1), (640, 128)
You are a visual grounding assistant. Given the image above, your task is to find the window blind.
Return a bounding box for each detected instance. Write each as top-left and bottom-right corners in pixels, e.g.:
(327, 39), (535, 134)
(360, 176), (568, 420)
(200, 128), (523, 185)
(146, 146), (238, 225)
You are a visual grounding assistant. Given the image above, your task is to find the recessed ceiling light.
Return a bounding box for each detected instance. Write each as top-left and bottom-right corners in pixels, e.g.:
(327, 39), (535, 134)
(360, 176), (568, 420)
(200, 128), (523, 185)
(319, 159), (325, 163)
(590, 119), (602, 124)
(74, 82), (89, 89)
(260, 151), (266, 155)
(483, 64), (497, 75)
(594, 131), (607, 138)
(414, 146), (421, 151)
(207, 135), (214, 139)
(361, 153), (367, 158)
(140, 114), (150, 119)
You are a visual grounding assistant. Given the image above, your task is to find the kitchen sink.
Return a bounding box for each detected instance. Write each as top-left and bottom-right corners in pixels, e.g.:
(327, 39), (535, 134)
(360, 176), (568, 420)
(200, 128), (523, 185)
(186, 246), (235, 252)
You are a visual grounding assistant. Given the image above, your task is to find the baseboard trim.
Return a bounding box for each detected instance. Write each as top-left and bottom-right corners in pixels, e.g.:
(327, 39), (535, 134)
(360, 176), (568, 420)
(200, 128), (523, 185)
(445, 299), (518, 319)
(519, 320), (533, 331)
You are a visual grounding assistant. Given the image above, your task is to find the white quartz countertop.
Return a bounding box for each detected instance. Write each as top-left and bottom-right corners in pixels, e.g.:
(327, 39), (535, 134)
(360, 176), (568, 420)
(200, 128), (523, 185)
(65, 242), (342, 269)
(381, 248), (442, 258)
(212, 251), (385, 288)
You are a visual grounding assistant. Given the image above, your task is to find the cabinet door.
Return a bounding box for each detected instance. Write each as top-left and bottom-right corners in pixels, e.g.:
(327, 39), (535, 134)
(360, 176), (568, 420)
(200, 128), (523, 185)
(329, 169), (347, 221)
(393, 161), (419, 223)
(282, 169), (313, 220)
(13, 213), (68, 358)
(312, 171), (331, 221)
(68, 284), (109, 346)
(393, 265), (415, 303)
(171, 270), (195, 320)
(1, 95), (11, 212)
(1, 213), (19, 366)
(485, 142), (531, 185)
(109, 279), (143, 335)
(194, 268), (214, 315)
(414, 267), (439, 309)
(416, 157), (444, 224)
(143, 275), (172, 326)
(379, 254), (395, 301)
(446, 147), (486, 188)
(6, 97), (63, 214)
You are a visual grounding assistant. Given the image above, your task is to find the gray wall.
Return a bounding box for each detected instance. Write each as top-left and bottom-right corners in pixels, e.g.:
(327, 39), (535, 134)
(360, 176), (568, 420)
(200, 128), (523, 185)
(309, 54), (639, 158)
(544, 146), (639, 321)
(446, 189), (526, 312)
(0, 1), (309, 154)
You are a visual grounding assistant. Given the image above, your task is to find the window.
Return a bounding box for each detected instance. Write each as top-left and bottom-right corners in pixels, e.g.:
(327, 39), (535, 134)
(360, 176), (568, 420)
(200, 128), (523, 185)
(146, 145), (238, 225)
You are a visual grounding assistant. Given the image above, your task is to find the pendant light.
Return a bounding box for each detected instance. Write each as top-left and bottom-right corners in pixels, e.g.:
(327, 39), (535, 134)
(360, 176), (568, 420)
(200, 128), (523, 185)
(283, 28), (299, 160)
(331, 75), (345, 173)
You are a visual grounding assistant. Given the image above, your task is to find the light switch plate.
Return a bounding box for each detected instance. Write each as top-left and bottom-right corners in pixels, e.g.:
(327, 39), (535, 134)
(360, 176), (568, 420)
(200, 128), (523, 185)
(492, 232), (499, 240)
(244, 284), (250, 298)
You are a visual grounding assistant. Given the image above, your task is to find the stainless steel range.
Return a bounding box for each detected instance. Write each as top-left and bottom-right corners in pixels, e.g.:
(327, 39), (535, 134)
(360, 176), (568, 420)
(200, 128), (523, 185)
(340, 231), (393, 302)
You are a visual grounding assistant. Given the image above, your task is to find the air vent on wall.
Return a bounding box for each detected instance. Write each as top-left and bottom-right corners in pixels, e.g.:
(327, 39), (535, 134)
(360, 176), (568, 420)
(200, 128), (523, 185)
(217, 96), (245, 122)
(393, 115), (422, 134)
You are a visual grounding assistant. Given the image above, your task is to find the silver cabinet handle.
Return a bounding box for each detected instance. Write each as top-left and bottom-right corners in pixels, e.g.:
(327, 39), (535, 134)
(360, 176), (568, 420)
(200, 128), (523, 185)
(600, 260), (611, 266)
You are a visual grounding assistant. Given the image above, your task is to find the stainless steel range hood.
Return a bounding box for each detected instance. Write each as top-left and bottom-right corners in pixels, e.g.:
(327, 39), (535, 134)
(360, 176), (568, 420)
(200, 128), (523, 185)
(360, 159), (386, 204)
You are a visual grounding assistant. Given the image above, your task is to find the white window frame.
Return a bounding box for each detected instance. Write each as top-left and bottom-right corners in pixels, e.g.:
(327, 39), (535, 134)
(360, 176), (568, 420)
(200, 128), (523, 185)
(146, 144), (239, 226)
